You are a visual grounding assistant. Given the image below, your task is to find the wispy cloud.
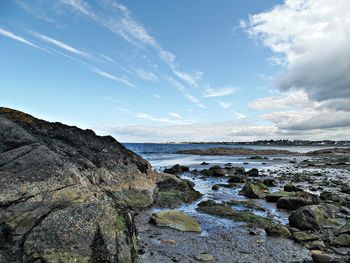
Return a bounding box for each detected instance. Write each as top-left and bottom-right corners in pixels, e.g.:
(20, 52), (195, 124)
(136, 112), (173, 123)
(134, 68), (158, 82)
(167, 77), (206, 109)
(15, 0), (55, 23)
(32, 32), (93, 59)
(185, 94), (206, 109)
(91, 67), (134, 87)
(218, 101), (232, 109)
(59, 0), (201, 87)
(204, 87), (236, 98)
(0, 27), (49, 52)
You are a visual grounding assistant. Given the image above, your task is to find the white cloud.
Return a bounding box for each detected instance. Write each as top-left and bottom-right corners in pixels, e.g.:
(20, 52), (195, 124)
(249, 90), (309, 110)
(0, 27), (48, 52)
(91, 67), (134, 87)
(168, 113), (183, 119)
(244, 0), (350, 102)
(204, 87), (236, 98)
(32, 32), (93, 59)
(218, 101), (232, 109)
(136, 112), (173, 123)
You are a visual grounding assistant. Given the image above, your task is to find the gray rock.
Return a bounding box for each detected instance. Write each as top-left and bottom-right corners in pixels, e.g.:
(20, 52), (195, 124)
(0, 108), (158, 263)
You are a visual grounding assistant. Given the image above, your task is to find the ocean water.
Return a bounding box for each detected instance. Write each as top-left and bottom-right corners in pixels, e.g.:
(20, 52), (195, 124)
(123, 143), (340, 225)
(124, 143), (334, 170)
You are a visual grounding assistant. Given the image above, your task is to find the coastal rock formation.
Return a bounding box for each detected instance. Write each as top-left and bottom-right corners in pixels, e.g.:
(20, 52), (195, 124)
(0, 108), (158, 263)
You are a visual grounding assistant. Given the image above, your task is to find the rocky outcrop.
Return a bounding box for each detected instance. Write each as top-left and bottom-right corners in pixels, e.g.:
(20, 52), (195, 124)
(0, 108), (158, 263)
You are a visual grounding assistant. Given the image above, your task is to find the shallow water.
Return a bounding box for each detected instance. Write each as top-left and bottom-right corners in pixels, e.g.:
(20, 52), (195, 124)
(123, 143), (347, 227)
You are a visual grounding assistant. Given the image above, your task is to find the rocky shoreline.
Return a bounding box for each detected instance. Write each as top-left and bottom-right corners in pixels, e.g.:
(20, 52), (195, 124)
(1, 108), (349, 263)
(138, 149), (350, 262)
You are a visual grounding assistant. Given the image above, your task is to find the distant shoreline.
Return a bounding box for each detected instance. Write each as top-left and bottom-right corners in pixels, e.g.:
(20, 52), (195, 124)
(123, 141), (350, 147)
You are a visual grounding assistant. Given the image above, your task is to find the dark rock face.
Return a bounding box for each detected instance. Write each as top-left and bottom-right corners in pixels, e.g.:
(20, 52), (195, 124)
(0, 108), (157, 263)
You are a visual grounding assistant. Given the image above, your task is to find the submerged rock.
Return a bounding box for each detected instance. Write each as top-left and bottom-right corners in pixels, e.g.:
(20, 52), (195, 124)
(239, 182), (269, 199)
(149, 210), (202, 232)
(0, 107), (158, 263)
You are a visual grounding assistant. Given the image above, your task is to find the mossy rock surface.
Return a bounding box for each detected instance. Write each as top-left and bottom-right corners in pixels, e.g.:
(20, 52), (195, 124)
(266, 191), (296, 202)
(239, 182), (269, 199)
(197, 200), (290, 238)
(149, 210), (202, 232)
(156, 174), (202, 208)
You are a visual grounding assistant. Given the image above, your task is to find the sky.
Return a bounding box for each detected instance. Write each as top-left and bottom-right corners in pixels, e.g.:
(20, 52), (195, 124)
(1, 0), (350, 142)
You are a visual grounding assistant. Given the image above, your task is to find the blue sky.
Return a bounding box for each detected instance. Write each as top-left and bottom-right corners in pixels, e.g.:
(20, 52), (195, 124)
(1, 0), (350, 142)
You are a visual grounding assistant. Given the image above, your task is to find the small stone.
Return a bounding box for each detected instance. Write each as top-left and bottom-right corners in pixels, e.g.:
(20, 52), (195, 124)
(195, 253), (214, 262)
(161, 239), (177, 245)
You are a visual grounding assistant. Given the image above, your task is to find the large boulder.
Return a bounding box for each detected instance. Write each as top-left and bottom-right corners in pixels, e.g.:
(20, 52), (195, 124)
(149, 210), (202, 232)
(289, 205), (339, 230)
(0, 108), (158, 263)
(239, 182), (269, 199)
